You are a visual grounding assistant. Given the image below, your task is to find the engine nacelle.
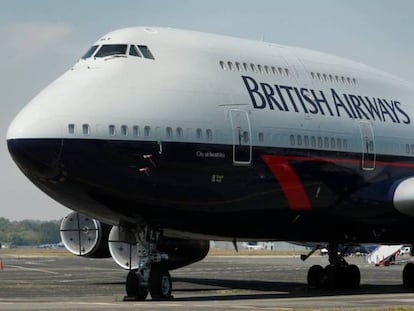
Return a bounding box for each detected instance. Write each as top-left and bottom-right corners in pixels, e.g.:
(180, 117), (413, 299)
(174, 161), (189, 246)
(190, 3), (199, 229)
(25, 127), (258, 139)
(108, 226), (140, 269)
(393, 177), (414, 217)
(156, 237), (210, 271)
(60, 212), (111, 258)
(108, 226), (209, 270)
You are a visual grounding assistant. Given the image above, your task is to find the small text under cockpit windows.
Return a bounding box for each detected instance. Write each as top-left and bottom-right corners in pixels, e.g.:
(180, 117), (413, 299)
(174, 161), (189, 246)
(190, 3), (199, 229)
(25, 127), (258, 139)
(95, 44), (127, 58)
(81, 45), (99, 59)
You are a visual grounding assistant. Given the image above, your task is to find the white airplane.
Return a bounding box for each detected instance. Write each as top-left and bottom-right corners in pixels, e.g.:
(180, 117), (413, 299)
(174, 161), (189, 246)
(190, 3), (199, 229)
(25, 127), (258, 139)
(7, 26), (414, 300)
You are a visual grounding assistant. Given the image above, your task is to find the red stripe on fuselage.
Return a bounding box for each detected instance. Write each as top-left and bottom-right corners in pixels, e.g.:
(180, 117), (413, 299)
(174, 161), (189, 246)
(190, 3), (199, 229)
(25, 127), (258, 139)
(261, 153), (414, 212)
(261, 155), (311, 211)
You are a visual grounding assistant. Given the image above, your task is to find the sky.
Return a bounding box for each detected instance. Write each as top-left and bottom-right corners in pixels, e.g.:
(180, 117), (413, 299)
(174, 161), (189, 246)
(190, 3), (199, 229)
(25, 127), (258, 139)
(1, 0), (413, 220)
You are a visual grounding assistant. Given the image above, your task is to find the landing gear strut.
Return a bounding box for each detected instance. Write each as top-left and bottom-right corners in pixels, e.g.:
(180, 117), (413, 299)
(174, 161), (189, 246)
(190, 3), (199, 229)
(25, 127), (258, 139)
(307, 243), (360, 290)
(124, 226), (173, 301)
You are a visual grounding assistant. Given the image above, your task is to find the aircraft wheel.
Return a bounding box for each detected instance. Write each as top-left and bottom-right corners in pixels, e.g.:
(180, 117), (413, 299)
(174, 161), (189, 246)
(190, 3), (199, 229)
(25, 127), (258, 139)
(403, 263), (414, 288)
(126, 270), (149, 300)
(324, 265), (340, 289)
(149, 268), (173, 300)
(345, 264), (360, 289)
(307, 265), (324, 288)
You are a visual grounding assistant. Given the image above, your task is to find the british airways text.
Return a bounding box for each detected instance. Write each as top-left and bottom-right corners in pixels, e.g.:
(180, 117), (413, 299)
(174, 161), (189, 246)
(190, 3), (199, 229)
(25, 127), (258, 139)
(242, 76), (410, 124)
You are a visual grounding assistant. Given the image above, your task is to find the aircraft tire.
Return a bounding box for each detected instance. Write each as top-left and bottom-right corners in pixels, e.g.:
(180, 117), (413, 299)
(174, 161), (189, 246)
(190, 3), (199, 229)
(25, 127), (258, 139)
(149, 268), (173, 300)
(307, 265), (324, 288)
(324, 265), (341, 289)
(345, 264), (360, 289)
(403, 263), (414, 288)
(126, 269), (149, 300)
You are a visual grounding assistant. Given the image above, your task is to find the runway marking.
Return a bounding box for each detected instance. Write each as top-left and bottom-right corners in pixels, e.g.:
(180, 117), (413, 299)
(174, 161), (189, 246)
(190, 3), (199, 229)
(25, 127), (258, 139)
(7, 265), (60, 275)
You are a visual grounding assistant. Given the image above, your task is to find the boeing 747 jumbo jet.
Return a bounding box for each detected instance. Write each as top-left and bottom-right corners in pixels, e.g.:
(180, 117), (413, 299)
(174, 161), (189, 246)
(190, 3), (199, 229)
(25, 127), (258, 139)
(6, 27), (414, 300)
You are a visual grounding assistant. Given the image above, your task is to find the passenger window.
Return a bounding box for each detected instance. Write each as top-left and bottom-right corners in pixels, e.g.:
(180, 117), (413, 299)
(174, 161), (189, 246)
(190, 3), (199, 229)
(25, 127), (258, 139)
(219, 61), (227, 70)
(144, 126), (151, 137)
(235, 62), (242, 71)
(81, 45), (99, 59)
(176, 127), (183, 138)
(95, 45), (127, 58)
(138, 45), (154, 59)
(304, 136), (309, 147)
(271, 66), (277, 75)
(290, 135), (295, 146)
(243, 131), (249, 143)
(324, 137), (329, 148)
(311, 136), (316, 148)
(243, 63), (249, 72)
(285, 68), (289, 76)
(258, 132), (264, 143)
(129, 45), (141, 57)
(331, 138), (336, 149)
(166, 127), (173, 138)
(250, 64), (257, 72)
(318, 137), (323, 148)
(109, 125), (116, 136)
(406, 144), (411, 154)
(68, 124), (75, 134)
(228, 62), (234, 71)
(206, 129), (213, 141)
(121, 125), (128, 136)
(257, 64), (263, 73)
(337, 138), (342, 149)
(82, 124), (90, 135)
(196, 128), (203, 140)
(368, 141), (374, 152)
(264, 65), (270, 74)
(278, 67), (283, 75)
(133, 126), (139, 137)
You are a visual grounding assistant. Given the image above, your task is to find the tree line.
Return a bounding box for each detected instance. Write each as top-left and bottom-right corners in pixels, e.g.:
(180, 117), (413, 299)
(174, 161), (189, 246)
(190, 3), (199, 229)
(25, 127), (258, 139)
(0, 217), (60, 246)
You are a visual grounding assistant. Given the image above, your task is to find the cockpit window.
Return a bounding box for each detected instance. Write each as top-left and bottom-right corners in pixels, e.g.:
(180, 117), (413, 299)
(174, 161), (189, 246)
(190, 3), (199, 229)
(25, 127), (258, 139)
(129, 45), (141, 57)
(138, 45), (154, 59)
(81, 45), (99, 59)
(94, 44), (128, 58)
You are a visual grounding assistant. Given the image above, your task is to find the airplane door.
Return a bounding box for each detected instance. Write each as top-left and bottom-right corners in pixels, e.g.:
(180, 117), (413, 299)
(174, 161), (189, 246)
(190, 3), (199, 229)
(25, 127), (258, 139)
(229, 109), (252, 165)
(358, 121), (376, 170)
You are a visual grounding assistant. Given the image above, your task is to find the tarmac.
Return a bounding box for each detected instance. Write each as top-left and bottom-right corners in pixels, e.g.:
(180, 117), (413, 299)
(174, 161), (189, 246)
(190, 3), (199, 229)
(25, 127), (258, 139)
(0, 252), (414, 310)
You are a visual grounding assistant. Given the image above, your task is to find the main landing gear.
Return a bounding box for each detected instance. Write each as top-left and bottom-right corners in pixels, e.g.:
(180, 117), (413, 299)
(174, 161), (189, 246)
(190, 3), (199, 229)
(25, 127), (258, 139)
(306, 243), (360, 290)
(124, 227), (173, 301)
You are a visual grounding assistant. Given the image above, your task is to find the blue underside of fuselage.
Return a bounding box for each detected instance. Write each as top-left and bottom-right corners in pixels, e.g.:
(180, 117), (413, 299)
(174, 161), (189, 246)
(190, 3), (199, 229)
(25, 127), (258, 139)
(7, 138), (414, 244)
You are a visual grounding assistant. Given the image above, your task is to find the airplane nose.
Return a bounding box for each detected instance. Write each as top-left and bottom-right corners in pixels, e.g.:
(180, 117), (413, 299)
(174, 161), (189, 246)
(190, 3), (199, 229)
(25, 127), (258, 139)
(6, 105), (64, 180)
(7, 138), (63, 180)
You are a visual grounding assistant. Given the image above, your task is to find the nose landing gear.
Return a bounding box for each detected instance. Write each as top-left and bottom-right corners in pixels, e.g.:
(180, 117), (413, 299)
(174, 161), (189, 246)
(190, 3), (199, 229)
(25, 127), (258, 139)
(124, 227), (173, 301)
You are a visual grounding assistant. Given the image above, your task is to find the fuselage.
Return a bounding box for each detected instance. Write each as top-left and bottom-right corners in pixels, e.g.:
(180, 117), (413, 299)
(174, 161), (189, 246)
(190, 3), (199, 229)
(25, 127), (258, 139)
(6, 27), (414, 244)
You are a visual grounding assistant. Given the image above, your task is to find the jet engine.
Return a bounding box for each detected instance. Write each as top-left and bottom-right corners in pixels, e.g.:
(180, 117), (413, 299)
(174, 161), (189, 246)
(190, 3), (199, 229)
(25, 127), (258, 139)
(108, 226), (210, 270)
(60, 213), (209, 269)
(60, 212), (111, 258)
